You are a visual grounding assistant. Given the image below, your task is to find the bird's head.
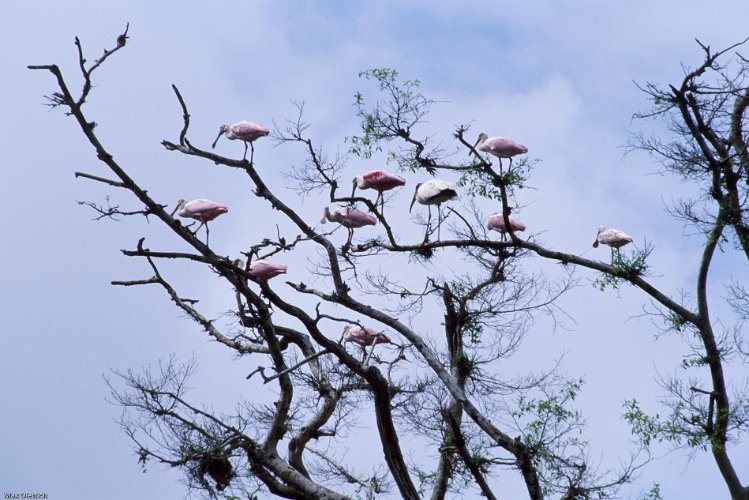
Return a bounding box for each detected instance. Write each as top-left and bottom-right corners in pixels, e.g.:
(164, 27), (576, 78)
(320, 206), (331, 224)
(409, 183), (423, 213)
(171, 199), (186, 217)
(342, 325), (353, 342)
(211, 125), (230, 149)
(592, 226), (605, 248)
(474, 132), (488, 148)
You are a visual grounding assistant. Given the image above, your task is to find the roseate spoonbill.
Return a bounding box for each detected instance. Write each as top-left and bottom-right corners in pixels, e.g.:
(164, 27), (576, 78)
(212, 121), (269, 160)
(593, 226), (633, 257)
(342, 326), (392, 347)
(343, 325), (391, 365)
(248, 259), (288, 280)
(351, 170), (406, 212)
(321, 206), (377, 246)
(409, 179), (458, 240)
(474, 133), (527, 168)
(171, 199), (228, 245)
(487, 213), (526, 239)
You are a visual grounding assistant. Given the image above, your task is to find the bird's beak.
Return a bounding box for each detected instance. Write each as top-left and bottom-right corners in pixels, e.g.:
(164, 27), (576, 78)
(592, 240), (599, 248)
(170, 200), (182, 217)
(409, 185), (419, 213)
(351, 178), (358, 198)
(211, 129), (223, 149)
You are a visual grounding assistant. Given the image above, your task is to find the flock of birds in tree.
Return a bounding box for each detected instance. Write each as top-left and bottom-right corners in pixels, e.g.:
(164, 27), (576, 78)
(173, 120), (635, 356)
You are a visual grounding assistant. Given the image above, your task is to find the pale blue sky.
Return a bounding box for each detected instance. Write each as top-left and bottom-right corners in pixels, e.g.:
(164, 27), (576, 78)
(2, 1), (749, 498)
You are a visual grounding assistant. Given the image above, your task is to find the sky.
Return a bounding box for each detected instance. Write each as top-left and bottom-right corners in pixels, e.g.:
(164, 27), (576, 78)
(2, 1), (749, 498)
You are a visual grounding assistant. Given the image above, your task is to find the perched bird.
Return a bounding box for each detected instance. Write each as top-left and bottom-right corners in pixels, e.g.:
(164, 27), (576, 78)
(342, 326), (391, 347)
(172, 198), (228, 245)
(248, 259), (288, 280)
(212, 121), (269, 160)
(593, 226), (633, 256)
(351, 170), (406, 212)
(321, 206), (377, 246)
(474, 133), (528, 167)
(409, 179), (458, 240)
(486, 213), (526, 238)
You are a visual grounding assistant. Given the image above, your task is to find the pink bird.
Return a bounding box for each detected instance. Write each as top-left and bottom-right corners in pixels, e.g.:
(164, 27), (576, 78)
(487, 213), (526, 238)
(172, 198), (228, 245)
(474, 133), (528, 167)
(593, 226), (633, 254)
(248, 259), (288, 280)
(351, 170), (406, 211)
(342, 326), (391, 347)
(212, 120), (270, 160)
(321, 206), (377, 246)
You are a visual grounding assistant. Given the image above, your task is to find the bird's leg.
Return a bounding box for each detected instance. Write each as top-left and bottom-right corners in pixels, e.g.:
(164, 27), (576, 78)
(437, 205), (443, 241)
(205, 223), (211, 246)
(249, 142), (256, 164)
(189, 221), (205, 240)
(423, 205), (433, 243)
(344, 227), (354, 250)
(363, 337), (380, 366)
(243, 141), (249, 161)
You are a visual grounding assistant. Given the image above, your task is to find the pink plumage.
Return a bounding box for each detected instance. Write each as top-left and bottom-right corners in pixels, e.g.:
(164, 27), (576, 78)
(248, 259), (288, 280)
(177, 199), (229, 222)
(225, 121), (269, 142)
(486, 213), (526, 234)
(354, 170), (406, 192)
(321, 207), (377, 228)
(343, 326), (391, 347)
(212, 120), (269, 159)
(475, 133), (528, 158)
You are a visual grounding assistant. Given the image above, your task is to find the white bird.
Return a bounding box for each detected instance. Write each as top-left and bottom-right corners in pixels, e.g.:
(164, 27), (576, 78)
(593, 226), (633, 257)
(409, 179), (458, 240)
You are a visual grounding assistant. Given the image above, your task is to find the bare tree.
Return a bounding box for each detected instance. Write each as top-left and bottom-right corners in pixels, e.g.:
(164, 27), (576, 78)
(621, 38), (749, 500)
(31, 27), (749, 500)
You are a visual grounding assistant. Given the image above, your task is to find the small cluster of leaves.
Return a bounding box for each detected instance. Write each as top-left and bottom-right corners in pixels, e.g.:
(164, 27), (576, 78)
(457, 168), (504, 202)
(460, 314), (485, 345)
(593, 244), (653, 291)
(457, 161), (531, 202)
(347, 68), (431, 160)
(622, 399), (709, 450)
(641, 483), (663, 500)
(512, 380), (585, 459)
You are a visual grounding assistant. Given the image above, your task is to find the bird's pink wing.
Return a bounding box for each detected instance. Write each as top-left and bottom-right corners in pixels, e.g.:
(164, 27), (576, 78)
(345, 209), (377, 226)
(249, 260), (288, 278)
(363, 170), (406, 189)
(185, 199), (228, 219)
(484, 136), (528, 157)
(232, 121), (270, 139)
